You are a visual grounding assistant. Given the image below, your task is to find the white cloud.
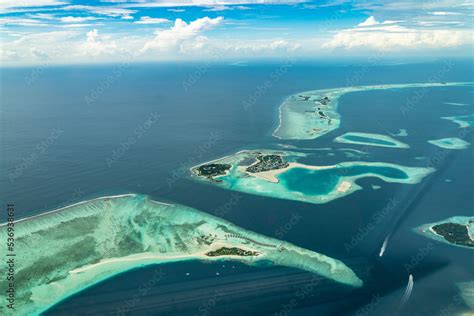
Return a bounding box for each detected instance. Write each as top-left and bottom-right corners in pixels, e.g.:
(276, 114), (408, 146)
(134, 16), (171, 24)
(1, 30), (77, 63)
(168, 9), (185, 12)
(141, 16), (223, 52)
(431, 11), (462, 15)
(357, 16), (378, 27)
(324, 16), (474, 51)
(122, 0), (305, 8)
(0, 17), (50, 27)
(60, 16), (100, 23)
(27, 13), (57, 20)
(0, 0), (67, 13)
(80, 29), (117, 56)
(61, 23), (95, 28)
(204, 5), (251, 11)
(63, 5), (136, 20)
(357, 16), (401, 27)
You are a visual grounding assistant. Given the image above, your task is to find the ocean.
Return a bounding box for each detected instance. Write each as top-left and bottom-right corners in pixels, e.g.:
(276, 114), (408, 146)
(1, 60), (473, 315)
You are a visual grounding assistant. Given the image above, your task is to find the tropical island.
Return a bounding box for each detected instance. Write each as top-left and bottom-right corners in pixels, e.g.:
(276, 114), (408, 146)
(415, 216), (474, 249)
(245, 154), (289, 173)
(273, 82), (473, 140)
(206, 247), (260, 257)
(194, 163), (232, 179)
(334, 132), (409, 148)
(191, 150), (435, 204)
(0, 194), (363, 315)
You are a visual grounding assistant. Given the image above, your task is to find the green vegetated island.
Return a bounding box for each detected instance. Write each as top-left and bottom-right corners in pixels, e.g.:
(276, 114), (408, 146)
(416, 216), (474, 249)
(191, 150), (435, 205)
(334, 132), (409, 148)
(273, 82), (473, 140)
(0, 194), (363, 315)
(428, 137), (470, 150)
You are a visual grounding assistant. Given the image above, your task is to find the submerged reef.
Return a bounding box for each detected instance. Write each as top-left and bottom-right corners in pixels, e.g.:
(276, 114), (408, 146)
(415, 216), (474, 249)
(334, 132), (409, 148)
(428, 138), (470, 150)
(191, 150), (435, 205)
(457, 281), (474, 311)
(442, 114), (474, 128)
(0, 194), (362, 315)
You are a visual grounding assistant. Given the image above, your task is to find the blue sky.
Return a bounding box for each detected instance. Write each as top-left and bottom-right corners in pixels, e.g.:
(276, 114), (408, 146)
(1, 0), (473, 65)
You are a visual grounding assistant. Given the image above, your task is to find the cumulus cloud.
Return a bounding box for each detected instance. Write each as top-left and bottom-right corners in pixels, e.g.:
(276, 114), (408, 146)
(134, 16), (170, 24)
(357, 16), (400, 27)
(141, 16), (223, 52)
(80, 29), (117, 56)
(323, 16), (473, 51)
(357, 16), (379, 27)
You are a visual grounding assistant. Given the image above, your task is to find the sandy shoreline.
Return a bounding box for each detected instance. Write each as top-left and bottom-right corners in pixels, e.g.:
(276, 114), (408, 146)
(69, 242), (262, 274)
(240, 162), (336, 183)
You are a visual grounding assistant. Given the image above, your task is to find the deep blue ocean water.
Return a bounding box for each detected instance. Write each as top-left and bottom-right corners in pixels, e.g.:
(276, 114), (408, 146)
(1, 60), (473, 315)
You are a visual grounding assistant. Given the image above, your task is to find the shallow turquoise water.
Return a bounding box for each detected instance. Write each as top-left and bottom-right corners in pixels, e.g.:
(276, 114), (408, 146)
(343, 135), (396, 146)
(279, 166), (409, 195)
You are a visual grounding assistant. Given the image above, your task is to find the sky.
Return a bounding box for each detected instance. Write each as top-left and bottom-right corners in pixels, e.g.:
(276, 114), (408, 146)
(0, 0), (473, 65)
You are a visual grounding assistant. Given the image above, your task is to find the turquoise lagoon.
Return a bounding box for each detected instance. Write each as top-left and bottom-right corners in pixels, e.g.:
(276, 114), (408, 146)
(279, 165), (408, 196)
(192, 150), (434, 205)
(428, 137), (470, 150)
